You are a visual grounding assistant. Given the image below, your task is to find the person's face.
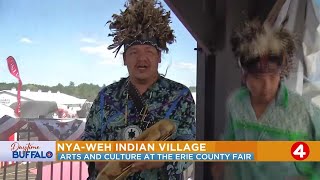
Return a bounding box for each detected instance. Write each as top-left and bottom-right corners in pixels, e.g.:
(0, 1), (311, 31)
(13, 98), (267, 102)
(124, 45), (161, 82)
(245, 63), (281, 103)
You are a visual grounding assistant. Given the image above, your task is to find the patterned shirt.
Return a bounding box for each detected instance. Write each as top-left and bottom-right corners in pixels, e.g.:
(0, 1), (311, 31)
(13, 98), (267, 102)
(81, 76), (196, 180)
(223, 82), (320, 180)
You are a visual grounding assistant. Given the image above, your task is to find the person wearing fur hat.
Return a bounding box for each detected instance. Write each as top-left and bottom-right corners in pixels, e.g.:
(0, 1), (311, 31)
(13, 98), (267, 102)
(81, 0), (196, 179)
(215, 19), (320, 180)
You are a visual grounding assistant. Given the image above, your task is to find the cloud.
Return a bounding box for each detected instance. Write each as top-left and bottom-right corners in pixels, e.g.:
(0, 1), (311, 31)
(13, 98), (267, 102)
(80, 44), (123, 65)
(172, 62), (196, 71)
(20, 37), (32, 44)
(80, 37), (98, 44)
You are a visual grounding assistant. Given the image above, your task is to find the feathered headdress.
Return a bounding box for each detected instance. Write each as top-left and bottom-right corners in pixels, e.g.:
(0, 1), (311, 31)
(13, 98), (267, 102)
(230, 17), (297, 78)
(106, 0), (176, 57)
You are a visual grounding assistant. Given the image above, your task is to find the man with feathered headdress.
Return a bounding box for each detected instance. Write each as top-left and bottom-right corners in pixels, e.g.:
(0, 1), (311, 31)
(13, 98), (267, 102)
(81, 0), (196, 179)
(215, 16), (320, 180)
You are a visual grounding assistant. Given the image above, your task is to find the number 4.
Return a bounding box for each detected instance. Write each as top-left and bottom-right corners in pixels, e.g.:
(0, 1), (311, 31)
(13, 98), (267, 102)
(293, 144), (306, 158)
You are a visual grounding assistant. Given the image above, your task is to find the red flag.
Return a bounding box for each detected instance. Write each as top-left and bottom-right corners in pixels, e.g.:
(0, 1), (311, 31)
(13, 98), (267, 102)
(6, 56), (22, 117)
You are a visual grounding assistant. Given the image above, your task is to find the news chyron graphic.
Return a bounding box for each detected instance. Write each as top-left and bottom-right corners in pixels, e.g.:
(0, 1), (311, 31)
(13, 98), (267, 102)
(0, 141), (318, 162)
(56, 141), (254, 161)
(0, 141), (55, 162)
(54, 141), (320, 162)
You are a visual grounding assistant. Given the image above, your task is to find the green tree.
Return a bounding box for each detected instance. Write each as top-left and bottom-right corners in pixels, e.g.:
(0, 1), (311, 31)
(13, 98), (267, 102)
(189, 86), (196, 92)
(69, 81), (75, 87)
(0, 82), (104, 101)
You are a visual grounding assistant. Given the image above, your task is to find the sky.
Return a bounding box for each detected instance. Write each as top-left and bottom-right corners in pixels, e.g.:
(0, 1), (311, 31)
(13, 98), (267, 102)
(0, 0), (197, 87)
(2, 1), (320, 88)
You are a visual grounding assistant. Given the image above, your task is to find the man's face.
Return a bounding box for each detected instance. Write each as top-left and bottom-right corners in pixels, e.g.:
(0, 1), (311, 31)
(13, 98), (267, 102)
(245, 63), (281, 103)
(124, 45), (160, 82)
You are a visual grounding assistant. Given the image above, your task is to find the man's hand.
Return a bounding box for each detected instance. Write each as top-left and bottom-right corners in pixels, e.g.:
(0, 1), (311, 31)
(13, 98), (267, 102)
(131, 162), (165, 172)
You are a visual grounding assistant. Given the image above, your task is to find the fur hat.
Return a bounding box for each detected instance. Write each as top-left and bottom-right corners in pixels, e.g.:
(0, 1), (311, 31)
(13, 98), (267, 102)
(230, 18), (297, 78)
(106, 0), (176, 57)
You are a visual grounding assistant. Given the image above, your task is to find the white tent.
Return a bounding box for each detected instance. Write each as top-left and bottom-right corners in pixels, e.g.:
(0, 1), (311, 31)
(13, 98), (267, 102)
(192, 92), (196, 104)
(0, 104), (16, 118)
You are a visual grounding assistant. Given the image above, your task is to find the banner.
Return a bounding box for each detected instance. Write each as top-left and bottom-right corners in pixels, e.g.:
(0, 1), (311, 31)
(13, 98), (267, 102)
(6, 56), (22, 117)
(0, 141), (319, 162)
(0, 116), (85, 141)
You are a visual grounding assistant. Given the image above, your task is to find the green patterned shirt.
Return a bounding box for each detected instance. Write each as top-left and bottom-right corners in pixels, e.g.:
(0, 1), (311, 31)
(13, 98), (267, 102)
(224, 82), (320, 180)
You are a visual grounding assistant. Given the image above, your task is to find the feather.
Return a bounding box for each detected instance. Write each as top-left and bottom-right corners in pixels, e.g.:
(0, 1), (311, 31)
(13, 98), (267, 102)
(230, 19), (298, 78)
(106, 0), (175, 56)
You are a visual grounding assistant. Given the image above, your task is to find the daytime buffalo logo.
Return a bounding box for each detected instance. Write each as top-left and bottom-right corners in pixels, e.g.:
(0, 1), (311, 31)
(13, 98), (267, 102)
(11, 142), (53, 159)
